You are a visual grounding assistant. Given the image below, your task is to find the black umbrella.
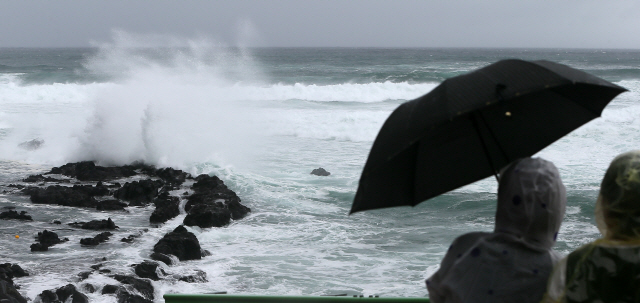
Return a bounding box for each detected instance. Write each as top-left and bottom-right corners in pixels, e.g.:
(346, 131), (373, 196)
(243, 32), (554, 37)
(351, 59), (627, 214)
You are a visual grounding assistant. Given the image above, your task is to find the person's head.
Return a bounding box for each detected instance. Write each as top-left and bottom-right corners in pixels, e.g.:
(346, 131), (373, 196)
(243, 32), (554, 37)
(495, 157), (567, 250)
(596, 150), (640, 241)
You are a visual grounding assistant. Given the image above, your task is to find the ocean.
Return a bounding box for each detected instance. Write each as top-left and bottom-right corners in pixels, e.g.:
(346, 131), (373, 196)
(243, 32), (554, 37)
(1, 45), (639, 301)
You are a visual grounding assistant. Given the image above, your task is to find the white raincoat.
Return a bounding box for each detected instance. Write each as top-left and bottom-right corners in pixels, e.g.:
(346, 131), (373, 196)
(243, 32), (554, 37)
(427, 157), (567, 303)
(543, 150), (640, 303)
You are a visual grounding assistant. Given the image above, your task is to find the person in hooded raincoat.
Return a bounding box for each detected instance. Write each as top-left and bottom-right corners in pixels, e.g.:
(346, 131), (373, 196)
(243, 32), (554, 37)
(426, 157), (567, 303)
(542, 151), (640, 303)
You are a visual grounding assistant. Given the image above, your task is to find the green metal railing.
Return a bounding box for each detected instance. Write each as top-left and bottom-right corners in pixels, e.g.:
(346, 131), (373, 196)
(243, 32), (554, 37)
(164, 294), (430, 303)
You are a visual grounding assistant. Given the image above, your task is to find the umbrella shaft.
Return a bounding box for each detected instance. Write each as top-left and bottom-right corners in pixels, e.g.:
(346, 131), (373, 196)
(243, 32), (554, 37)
(472, 112), (501, 182)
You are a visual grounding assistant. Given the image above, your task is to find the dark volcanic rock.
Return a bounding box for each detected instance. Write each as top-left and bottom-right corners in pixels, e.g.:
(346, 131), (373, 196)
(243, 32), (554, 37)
(153, 225), (203, 261)
(101, 284), (121, 294)
(120, 229), (148, 243)
(96, 200), (128, 211)
(0, 280), (27, 303)
(31, 230), (69, 251)
(191, 174), (224, 193)
(134, 261), (165, 281)
(112, 275), (154, 300)
(155, 167), (190, 186)
(82, 283), (96, 293)
(149, 253), (176, 266)
(120, 229), (147, 243)
(116, 290), (153, 303)
(57, 284), (89, 303)
(37, 230), (66, 247)
(183, 203), (232, 228)
(120, 235), (138, 243)
(0, 264), (28, 282)
(178, 270), (208, 283)
(0, 210), (32, 221)
(0, 263), (28, 288)
(77, 271), (92, 281)
(149, 192), (180, 224)
(184, 174), (250, 221)
(71, 183), (109, 197)
(114, 179), (163, 206)
(69, 218), (118, 230)
(80, 232), (112, 246)
(22, 174), (63, 183)
(30, 243), (49, 252)
(47, 161), (137, 181)
(9, 265), (27, 279)
(126, 162), (157, 176)
(26, 185), (98, 208)
(36, 284), (88, 303)
(310, 167), (330, 176)
(36, 289), (57, 303)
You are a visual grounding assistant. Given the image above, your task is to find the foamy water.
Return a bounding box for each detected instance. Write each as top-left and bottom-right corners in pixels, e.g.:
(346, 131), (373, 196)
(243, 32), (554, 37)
(1, 39), (639, 300)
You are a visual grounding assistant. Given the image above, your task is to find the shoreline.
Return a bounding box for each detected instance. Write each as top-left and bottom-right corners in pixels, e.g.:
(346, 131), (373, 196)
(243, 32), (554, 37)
(1, 161), (251, 303)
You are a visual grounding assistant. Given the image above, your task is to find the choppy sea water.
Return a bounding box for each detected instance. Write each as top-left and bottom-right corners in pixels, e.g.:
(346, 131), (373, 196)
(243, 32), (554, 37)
(1, 38), (640, 301)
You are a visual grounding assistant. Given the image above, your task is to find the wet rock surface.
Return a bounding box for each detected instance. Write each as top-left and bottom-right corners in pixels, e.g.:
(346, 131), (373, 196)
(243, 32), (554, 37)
(30, 230), (69, 252)
(153, 225), (204, 261)
(101, 284), (120, 294)
(184, 203), (233, 228)
(183, 174), (250, 228)
(114, 179), (163, 206)
(178, 270), (208, 283)
(0, 264), (28, 303)
(116, 290), (153, 303)
(0, 264), (28, 280)
(36, 284), (89, 303)
(22, 174), (63, 183)
(311, 167), (331, 176)
(133, 261), (165, 281)
(24, 185), (98, 208)
(0, 210), (32, 221)
(69, 218), (118, 230)
(149, 192), (180, 224)
(3, 161), (252, 301)
(149, 252), (176, 266)
(80, 232), (113, 246)
(112, 275), (154, 301)
(47, 161), (137, 181)
(155, 167), (191, 187)
(96, 199), (128, 211)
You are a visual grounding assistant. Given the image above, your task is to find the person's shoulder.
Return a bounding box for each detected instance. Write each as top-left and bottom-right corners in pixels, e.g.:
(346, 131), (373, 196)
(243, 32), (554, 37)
(452, 231), (489, 244)
(449, 232), (490, 251)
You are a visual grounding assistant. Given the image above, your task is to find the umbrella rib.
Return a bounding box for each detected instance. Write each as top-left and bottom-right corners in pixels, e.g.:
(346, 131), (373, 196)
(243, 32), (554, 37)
(472, 112), (500, 182)
(477, 110), (511, 164)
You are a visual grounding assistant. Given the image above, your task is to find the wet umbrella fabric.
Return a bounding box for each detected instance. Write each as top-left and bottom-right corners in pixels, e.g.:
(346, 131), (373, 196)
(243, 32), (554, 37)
(350, 59), (626, 214)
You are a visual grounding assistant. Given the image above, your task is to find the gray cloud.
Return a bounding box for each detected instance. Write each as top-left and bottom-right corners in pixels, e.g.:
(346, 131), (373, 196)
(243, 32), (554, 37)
(1, 0), (639, 48)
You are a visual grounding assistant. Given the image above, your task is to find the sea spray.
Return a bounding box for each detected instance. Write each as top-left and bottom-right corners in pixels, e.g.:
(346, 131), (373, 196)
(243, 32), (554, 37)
(73, 34), (270, 170)
(2, 45), (640, 299)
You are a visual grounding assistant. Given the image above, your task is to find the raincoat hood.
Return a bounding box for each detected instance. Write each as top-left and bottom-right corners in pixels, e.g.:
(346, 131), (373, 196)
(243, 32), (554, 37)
(495, 157), (567, 250)
(541, 152), (640, 303)
(595, 150), (640, 241)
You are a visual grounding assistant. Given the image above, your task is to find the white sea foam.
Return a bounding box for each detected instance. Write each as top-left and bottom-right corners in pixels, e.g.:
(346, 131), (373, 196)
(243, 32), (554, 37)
(0, 50), (436, 170)
(3, 44), (640, 300)
(240, 81), (436, 103)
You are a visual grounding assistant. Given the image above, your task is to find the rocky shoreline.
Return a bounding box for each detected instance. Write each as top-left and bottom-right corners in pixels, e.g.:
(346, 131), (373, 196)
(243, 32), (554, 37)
(1, 161), (251, 303)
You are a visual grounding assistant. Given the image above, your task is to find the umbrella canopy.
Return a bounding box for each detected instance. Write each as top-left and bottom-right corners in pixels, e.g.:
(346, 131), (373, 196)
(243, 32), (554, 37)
(351, 59), (627, 214)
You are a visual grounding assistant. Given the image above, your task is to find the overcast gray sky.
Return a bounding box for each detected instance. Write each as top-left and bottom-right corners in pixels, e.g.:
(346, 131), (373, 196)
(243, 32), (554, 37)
(2, 0), (639, 49)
